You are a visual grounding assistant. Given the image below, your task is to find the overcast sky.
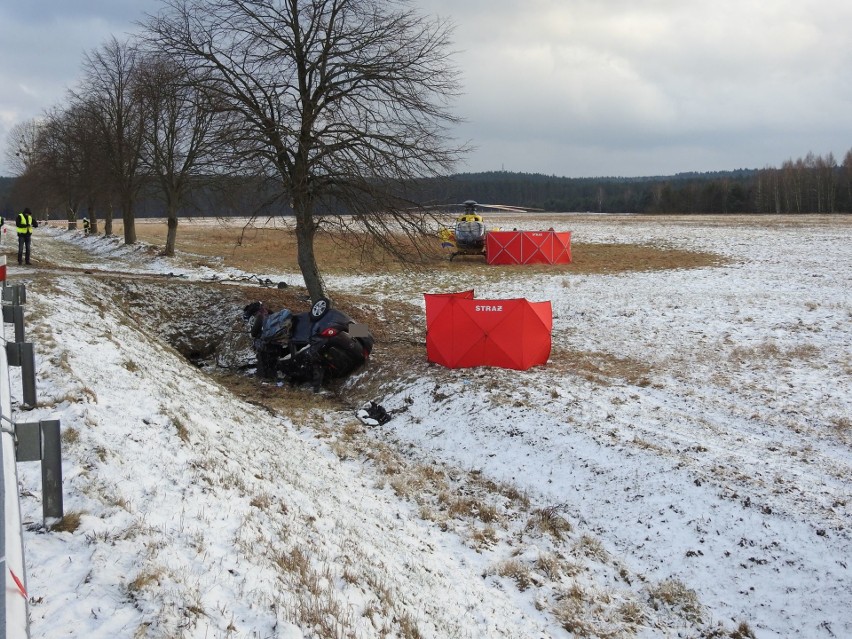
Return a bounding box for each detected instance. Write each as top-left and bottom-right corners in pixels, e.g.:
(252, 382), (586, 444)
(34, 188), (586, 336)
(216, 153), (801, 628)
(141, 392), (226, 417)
(2, 0), (851, 178)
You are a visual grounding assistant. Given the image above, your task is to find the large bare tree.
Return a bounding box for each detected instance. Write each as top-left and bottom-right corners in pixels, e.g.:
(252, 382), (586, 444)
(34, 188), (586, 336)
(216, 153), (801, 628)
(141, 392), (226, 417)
(143, 0), (466, 300)
(4, 119), (42, 176)
(36, 107), (87, 226)
(77, 36), (147, 243)
(135, 54), (223, 256)
(3, 119), (52, 214)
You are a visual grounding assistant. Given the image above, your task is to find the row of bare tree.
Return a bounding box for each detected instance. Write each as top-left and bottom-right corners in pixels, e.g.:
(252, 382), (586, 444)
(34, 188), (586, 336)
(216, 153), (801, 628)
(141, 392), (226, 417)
(6, 37), (218, 256)
(753, 151), (852, 214)
(5, 0), (467, 299)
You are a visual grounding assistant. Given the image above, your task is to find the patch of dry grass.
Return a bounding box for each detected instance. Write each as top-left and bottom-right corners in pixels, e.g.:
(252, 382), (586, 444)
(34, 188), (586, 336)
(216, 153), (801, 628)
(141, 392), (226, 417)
(121, 219), (726, 277)
(548, 348), (654, 386)
(730, 341), (821, 366)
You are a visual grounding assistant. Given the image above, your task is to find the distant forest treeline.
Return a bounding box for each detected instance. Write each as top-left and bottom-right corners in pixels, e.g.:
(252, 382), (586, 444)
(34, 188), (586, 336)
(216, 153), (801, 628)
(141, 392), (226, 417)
(3, 150), (851, 217)
(419, 150), (852, 214)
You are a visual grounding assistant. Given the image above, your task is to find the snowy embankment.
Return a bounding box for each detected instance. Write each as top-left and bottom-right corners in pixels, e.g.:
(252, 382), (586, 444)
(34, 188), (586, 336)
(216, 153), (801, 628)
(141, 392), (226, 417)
(6, 215), (852, 639)
(10, 266), (560, 637)
(373, 216), (852, 639)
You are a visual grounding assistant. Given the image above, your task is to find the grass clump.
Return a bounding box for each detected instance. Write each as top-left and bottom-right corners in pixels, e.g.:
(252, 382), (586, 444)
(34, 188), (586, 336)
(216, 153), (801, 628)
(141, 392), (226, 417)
(575, 534), (609, 562)
(493, 558), (533, 591)
(526, 504), (572, 541)
(127, 568), (163, 593)
(648, 578), (703, 624)
(50, 510), (84, 533)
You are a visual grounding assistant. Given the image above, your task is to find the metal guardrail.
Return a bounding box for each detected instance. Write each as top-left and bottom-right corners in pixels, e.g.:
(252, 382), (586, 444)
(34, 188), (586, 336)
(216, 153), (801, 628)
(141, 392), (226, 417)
(1, 280), (31, 638)
(0, 257), (65, 639)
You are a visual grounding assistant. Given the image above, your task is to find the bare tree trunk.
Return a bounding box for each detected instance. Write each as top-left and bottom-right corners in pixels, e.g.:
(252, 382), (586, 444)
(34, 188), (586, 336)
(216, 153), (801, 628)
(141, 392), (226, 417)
(67, 203), (80, 230)
(105, 202), (114, 236)
(164, 209), (178, 256)
(294, 208), (323, 301)
(122, 196), (136, 244)
(87, 202), (99, 235)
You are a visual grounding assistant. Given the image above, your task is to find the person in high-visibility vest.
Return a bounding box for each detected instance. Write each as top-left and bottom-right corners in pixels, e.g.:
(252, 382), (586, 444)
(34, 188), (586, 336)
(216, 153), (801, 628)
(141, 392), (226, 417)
(16, 207), (38, 265)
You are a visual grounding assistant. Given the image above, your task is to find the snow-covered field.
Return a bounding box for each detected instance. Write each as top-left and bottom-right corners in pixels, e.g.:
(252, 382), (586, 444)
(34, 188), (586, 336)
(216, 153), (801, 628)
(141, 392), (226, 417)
(5, 214), (851, 638)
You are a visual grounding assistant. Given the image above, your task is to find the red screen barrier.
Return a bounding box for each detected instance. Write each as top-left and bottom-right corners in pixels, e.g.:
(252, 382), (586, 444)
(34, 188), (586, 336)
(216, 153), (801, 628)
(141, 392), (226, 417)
(486, 230), (572, 265)
(424, 291), (552, 370)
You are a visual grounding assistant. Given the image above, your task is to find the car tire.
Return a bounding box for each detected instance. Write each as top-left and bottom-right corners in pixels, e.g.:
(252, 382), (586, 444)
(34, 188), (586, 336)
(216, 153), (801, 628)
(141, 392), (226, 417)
(310, 297), (331, 322)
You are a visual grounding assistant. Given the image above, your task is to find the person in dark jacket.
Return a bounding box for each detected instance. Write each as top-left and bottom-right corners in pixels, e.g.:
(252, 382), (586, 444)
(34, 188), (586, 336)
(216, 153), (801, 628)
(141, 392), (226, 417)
(16, 207), (38, 265)
(243, 301), (283, 380)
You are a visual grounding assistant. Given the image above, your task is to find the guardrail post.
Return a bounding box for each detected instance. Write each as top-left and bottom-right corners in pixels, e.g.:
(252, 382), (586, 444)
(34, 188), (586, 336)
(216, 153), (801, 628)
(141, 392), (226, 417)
(19, 343), (37, 408)
(1, 306), (24, 343)
(4, 343), (38, 408)
(15, 419), (64, 523)
(1, 283), (26, 306)
(40, 420), (63, 520)
(4, 342), (20, 366)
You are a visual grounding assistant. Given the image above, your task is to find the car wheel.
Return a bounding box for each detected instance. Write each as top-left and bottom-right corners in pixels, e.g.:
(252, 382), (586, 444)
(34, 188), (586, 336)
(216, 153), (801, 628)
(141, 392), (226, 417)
(310, 297), (331, 321)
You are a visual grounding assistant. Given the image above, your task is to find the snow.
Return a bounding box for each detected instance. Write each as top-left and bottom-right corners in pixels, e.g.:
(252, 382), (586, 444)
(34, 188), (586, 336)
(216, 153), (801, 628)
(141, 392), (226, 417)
(5, 214), (851, 638)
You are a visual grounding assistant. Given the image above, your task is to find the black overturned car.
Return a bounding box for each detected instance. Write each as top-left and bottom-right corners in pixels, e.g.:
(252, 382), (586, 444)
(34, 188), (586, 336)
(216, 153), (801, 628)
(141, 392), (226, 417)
(243, 297), (374, 390)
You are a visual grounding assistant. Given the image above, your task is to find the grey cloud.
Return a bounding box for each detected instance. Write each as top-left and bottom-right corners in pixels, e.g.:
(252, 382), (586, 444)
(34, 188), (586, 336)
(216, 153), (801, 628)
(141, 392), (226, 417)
(3, 0), (852, 177)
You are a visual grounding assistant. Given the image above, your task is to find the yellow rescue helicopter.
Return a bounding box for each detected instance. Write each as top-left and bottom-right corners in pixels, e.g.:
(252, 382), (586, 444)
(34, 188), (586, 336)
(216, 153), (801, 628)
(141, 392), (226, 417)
(439, 200), (536, 260)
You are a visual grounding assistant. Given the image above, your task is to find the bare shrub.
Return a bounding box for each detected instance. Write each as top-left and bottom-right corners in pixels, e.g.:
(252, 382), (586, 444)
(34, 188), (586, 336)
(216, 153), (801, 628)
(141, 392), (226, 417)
(295, 589), (350, 637)
(341, 421), (363, 438)
(390, 472), (427, 500)
(363, 570), (393, 610)
(331, 439), (353, 461)
(476, 502), (500, 523)
(277, 547), (310, 578)
(416, 464), (447, 489)
(341, 564), (359, 585)
(51, 351), (73, 376)
(486, 480), (530, 510)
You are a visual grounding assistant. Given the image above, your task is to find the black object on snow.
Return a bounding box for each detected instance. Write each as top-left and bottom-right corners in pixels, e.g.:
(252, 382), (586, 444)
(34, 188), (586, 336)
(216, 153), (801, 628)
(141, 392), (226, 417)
(357, 401), (391, 426)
